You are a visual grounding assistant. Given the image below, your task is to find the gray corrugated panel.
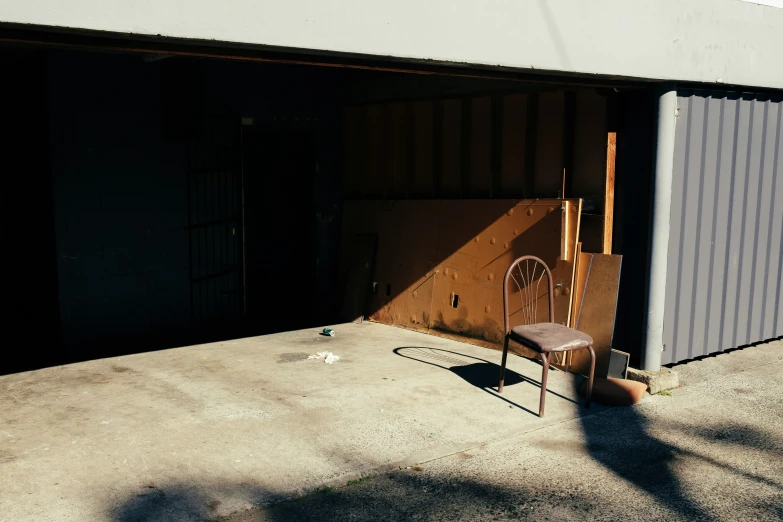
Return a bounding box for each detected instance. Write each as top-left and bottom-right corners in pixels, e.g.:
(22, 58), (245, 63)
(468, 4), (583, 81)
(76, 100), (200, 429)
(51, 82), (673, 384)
(690, 96), (721, 359)
(704, 96), (736, 355)
(663, 90), (783, 365)
(734, 98), (764, 348)
(677, 95), (705, 361)
(752, 100), (777, 341)
(663, 95), (689, 364)
(771, 105), (783, 337)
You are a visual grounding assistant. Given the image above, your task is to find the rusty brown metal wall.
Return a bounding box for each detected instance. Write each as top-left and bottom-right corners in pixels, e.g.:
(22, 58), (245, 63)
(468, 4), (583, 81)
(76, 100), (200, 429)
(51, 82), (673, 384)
(341, 199), (580, 354)
(340, 89), (615, 354)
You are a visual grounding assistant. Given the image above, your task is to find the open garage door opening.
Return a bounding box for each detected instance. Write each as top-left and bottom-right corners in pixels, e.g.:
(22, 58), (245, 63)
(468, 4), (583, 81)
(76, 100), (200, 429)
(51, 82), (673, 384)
(0, 39), (655, 375)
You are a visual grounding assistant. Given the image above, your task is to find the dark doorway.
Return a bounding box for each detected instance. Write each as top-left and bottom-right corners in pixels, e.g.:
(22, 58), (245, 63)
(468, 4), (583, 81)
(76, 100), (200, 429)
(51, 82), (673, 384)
(1, 49), (62, 374)
(242, 128), (317, 332)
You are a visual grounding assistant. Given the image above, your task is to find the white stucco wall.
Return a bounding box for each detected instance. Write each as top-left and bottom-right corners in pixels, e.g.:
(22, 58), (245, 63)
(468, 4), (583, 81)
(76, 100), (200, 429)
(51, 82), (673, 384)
(2, 0), (783, 89)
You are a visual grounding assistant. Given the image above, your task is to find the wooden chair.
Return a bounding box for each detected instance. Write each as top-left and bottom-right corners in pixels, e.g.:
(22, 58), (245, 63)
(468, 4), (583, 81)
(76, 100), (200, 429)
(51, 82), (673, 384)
(498, 255), (595, 417)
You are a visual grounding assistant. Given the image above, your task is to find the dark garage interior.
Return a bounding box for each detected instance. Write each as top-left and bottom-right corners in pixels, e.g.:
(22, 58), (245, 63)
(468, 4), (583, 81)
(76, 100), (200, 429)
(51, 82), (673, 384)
(1, 42), (655, 375)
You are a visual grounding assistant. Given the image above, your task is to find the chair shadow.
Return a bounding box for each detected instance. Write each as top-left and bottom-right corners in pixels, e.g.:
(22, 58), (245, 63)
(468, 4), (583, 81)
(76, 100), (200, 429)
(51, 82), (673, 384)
(393, 346), (579, 418)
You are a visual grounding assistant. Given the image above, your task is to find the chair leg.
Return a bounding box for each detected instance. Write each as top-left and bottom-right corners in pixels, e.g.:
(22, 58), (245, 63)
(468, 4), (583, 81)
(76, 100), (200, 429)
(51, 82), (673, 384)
(498, 336), (510, 393)
(585, 345), (596, 408)
(539, 352), (550, 418)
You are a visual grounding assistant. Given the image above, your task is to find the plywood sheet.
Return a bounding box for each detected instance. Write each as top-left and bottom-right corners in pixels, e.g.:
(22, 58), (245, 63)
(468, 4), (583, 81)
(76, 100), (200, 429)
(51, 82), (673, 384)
(570, 246), (587, 329)
(603, 131), (616, 254)
(569, 253), (622, 377)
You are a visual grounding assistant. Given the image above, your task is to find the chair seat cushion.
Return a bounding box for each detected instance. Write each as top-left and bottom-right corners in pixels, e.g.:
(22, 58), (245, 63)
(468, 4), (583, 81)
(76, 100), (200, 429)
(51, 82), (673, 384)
(510, 323), (593, 353)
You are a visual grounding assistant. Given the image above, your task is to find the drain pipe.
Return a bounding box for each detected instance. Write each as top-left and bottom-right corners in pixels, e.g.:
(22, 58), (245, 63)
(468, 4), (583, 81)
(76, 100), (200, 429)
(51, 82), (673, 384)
(642, 85), (678, 372)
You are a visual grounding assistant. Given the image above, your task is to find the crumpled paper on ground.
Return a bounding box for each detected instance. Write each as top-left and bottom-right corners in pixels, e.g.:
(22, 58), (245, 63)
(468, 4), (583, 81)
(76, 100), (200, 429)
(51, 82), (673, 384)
(308, 351), (340, 364)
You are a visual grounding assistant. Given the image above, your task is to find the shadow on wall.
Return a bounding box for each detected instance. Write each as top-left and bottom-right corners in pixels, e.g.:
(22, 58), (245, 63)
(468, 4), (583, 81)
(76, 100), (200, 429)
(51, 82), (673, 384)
(341, 200), (572, 349)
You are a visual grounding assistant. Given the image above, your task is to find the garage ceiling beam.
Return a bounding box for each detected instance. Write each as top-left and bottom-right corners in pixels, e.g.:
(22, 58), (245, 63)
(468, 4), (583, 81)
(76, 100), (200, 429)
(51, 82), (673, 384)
(0, 24), (648, 89)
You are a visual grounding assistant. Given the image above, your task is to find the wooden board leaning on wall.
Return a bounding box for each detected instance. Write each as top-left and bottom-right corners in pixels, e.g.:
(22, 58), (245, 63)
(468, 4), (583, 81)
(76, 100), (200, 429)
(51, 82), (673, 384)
(340, 199), (581, 360)
(567, 251), (623, 378)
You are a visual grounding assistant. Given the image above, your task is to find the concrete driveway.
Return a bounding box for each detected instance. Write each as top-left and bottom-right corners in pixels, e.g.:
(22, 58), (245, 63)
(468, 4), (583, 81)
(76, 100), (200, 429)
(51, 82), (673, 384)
(241, 338), (783, 522)
(0, 322), (599, 521)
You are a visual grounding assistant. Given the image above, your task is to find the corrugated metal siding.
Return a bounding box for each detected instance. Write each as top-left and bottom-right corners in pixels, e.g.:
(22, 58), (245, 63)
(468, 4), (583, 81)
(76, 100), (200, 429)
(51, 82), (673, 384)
(663, 90), (783, 365)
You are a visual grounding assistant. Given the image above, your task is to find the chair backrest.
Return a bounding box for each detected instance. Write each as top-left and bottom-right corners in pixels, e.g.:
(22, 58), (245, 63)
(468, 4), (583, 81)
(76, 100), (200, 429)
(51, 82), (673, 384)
(502, 255), (555, 334)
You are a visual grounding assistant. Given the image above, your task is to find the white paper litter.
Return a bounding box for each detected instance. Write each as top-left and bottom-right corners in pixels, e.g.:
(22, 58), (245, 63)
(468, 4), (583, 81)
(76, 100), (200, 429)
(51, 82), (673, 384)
(308, 351), (341, 364)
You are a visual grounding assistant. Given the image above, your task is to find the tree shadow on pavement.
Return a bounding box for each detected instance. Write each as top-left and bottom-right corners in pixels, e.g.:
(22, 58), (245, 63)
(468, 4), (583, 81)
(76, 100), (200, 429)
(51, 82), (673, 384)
(107, 348), (782, 522)
(111, 473), (601, 522)
(575, 406), (714, 520)
(242, 472), (598, 522)
(110, 483), (279, 522)
(572, 381), (783, 522)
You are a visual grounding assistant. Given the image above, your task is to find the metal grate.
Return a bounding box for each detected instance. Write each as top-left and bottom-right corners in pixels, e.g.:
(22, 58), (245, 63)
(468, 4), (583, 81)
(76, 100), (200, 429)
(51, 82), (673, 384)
(186, 116), (244, 323)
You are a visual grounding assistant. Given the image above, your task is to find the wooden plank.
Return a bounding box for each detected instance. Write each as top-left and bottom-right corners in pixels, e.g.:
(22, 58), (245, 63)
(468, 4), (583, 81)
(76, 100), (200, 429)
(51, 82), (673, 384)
(554, 238), (582, 368)
(558, 198), (581, 331)
(558, 242), (585, 369)
(569, 253), (622, 378)
(603, 131), (616, 254)
(570, 245), (587, 328)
